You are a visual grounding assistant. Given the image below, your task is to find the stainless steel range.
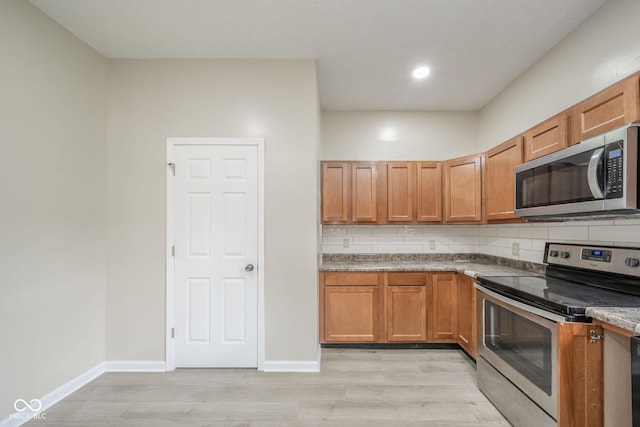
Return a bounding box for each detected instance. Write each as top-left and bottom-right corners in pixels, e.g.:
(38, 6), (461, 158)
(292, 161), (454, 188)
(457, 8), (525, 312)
(475, 242), (640, 426)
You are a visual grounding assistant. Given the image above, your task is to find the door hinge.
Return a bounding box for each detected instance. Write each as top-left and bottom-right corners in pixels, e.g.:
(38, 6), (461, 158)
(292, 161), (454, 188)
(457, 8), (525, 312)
(171, 246), (175, 257)
(590, 329), (604, 343)
(168, 162), (176, 176)
(171, 327), (175, 339)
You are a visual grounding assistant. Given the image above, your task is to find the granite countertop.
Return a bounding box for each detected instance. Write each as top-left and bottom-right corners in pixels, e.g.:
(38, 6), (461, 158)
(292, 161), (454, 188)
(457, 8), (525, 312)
(585, 307), (640, 335)
(319, 253), (546, 277)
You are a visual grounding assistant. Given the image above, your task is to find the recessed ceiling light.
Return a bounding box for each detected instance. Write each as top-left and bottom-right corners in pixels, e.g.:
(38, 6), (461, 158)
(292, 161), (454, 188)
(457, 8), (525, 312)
(412, 66), (431, 79)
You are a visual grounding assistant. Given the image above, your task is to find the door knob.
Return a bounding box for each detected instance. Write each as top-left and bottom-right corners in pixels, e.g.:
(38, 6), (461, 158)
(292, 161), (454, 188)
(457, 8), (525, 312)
(245, 264), (254, 272)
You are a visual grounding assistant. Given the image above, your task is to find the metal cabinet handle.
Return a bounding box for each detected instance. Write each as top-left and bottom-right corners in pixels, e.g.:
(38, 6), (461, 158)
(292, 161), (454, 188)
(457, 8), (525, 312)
(245, 264), (254, 272)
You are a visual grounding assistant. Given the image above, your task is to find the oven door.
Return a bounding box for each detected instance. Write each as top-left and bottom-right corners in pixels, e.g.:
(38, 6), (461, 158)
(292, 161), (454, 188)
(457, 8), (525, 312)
(476, 284), (570, 419)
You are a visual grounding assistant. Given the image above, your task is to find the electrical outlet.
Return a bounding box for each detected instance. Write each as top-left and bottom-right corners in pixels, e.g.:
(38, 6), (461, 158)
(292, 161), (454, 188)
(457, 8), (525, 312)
(512, 242), (520, 256)
(343, 237), (351, 248)
(429, 240), (436, 250)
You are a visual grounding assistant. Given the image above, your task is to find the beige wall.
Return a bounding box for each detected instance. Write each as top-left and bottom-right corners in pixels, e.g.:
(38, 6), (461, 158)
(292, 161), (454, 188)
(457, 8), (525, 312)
(106, 59), (319, 362)
(0, 0), (107, 415)
(322, 111), (478, 160)
(478, 0), (640, 150)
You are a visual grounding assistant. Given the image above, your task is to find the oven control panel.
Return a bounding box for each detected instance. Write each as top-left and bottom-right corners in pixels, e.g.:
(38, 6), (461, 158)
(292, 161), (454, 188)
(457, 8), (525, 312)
(581, 248), (612, 262)
(545, 242), (640, 277)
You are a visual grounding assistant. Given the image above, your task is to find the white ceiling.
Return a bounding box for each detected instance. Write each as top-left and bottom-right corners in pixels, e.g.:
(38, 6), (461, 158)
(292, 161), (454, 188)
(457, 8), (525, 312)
(31, 0), (607, 110)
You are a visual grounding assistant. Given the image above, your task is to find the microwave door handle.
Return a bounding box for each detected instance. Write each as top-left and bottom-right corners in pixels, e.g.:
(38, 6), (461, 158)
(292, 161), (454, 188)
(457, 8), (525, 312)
(587, 148), (605, 199)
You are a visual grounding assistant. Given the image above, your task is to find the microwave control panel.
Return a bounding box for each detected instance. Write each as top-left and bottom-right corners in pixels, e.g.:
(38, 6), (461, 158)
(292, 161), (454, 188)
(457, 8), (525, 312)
(605, 143), (624, 198)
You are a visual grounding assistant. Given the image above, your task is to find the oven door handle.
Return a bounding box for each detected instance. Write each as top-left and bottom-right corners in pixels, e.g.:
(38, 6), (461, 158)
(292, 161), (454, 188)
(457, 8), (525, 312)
(587, 147), (605, 199)
(474, 283), (571, 323)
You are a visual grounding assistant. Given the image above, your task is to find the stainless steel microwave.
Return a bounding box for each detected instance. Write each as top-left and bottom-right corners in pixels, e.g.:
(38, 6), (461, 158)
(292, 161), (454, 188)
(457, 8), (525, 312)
(514, 122), (640, 219)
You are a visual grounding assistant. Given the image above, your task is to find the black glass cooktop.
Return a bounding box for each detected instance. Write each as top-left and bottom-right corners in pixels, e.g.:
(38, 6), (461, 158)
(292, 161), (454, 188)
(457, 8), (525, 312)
(476, 275), (640, 318)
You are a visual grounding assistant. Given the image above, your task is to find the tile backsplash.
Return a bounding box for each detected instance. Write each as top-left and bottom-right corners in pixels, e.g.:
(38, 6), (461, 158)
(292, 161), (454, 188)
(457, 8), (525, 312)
(321, 219), (640, 264)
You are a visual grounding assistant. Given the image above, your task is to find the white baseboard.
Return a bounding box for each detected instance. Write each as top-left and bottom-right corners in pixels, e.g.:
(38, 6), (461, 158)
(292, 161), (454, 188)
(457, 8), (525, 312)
(1, 359), (167, 427)
(262, 346), (322, 372)
(0, 362), (105, 427)
(104, 360), (166, 372)
(1, 352), (324, 427)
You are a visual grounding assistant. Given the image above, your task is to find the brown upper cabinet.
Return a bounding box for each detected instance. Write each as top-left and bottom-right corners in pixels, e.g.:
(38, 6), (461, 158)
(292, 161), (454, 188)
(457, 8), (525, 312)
(321, 161), (386, 224)
(444, 154), (484, 223)
(321, 162), (350, 223)
(571, 72), (640, 145)
(485, 136), (524, 222)
(387, 162), (415, 222)
(523, 113), (569, 161)
(321, 160), (441, 224)
(351, 162), (380, 223)
(386, 161), (442, 223)
(416, 162), (442, 222)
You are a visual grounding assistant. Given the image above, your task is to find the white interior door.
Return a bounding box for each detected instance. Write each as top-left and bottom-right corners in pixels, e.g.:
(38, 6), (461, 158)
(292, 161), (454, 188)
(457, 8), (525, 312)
(172, 143), (258, 367)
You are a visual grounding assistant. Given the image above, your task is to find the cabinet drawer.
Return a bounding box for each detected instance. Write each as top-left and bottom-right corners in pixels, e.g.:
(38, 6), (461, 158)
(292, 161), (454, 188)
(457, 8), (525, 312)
(322, 272), (381, 286)
(387, 272), (427, 286)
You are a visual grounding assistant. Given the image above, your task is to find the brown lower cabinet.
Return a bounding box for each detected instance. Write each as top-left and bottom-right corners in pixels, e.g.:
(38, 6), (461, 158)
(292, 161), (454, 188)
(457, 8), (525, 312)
(386, 272), (427, 342)
(557, 322), (604, 427)
(456, 274), (477, 358)
(429, 272), (458, 342)
(320, 271), (466, 346)
(320, 272), (384, 342)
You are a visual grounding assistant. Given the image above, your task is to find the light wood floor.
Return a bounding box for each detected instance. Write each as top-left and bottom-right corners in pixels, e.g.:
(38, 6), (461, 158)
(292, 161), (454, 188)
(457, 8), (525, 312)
(29, 348), (510, 426)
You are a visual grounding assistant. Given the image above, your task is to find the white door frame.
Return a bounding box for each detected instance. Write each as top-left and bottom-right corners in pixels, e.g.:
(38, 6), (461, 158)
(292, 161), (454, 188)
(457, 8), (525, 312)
(165, 137), (265, 371)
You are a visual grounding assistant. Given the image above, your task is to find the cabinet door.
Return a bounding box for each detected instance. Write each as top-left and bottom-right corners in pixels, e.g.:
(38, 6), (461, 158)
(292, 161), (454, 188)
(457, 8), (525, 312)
(444, 154), (483, 223)
(386, 272), (427, 342)
(430, 273), (458, 341)
(557, 323), (604, 427)
(386, 286), (427, 342)
(416, 162), (442, 222)
(352, 162), (378, 223)
(572, 73), (640, 145)
(320, 272), (382, 343)
(324, 287), (380, 342)
(485, 137), (523, 221)
(523, 114), (568, 161)
(321, 162), (349, 223)
(387, 162), (415, 222)
(456, 274), (476, 358)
